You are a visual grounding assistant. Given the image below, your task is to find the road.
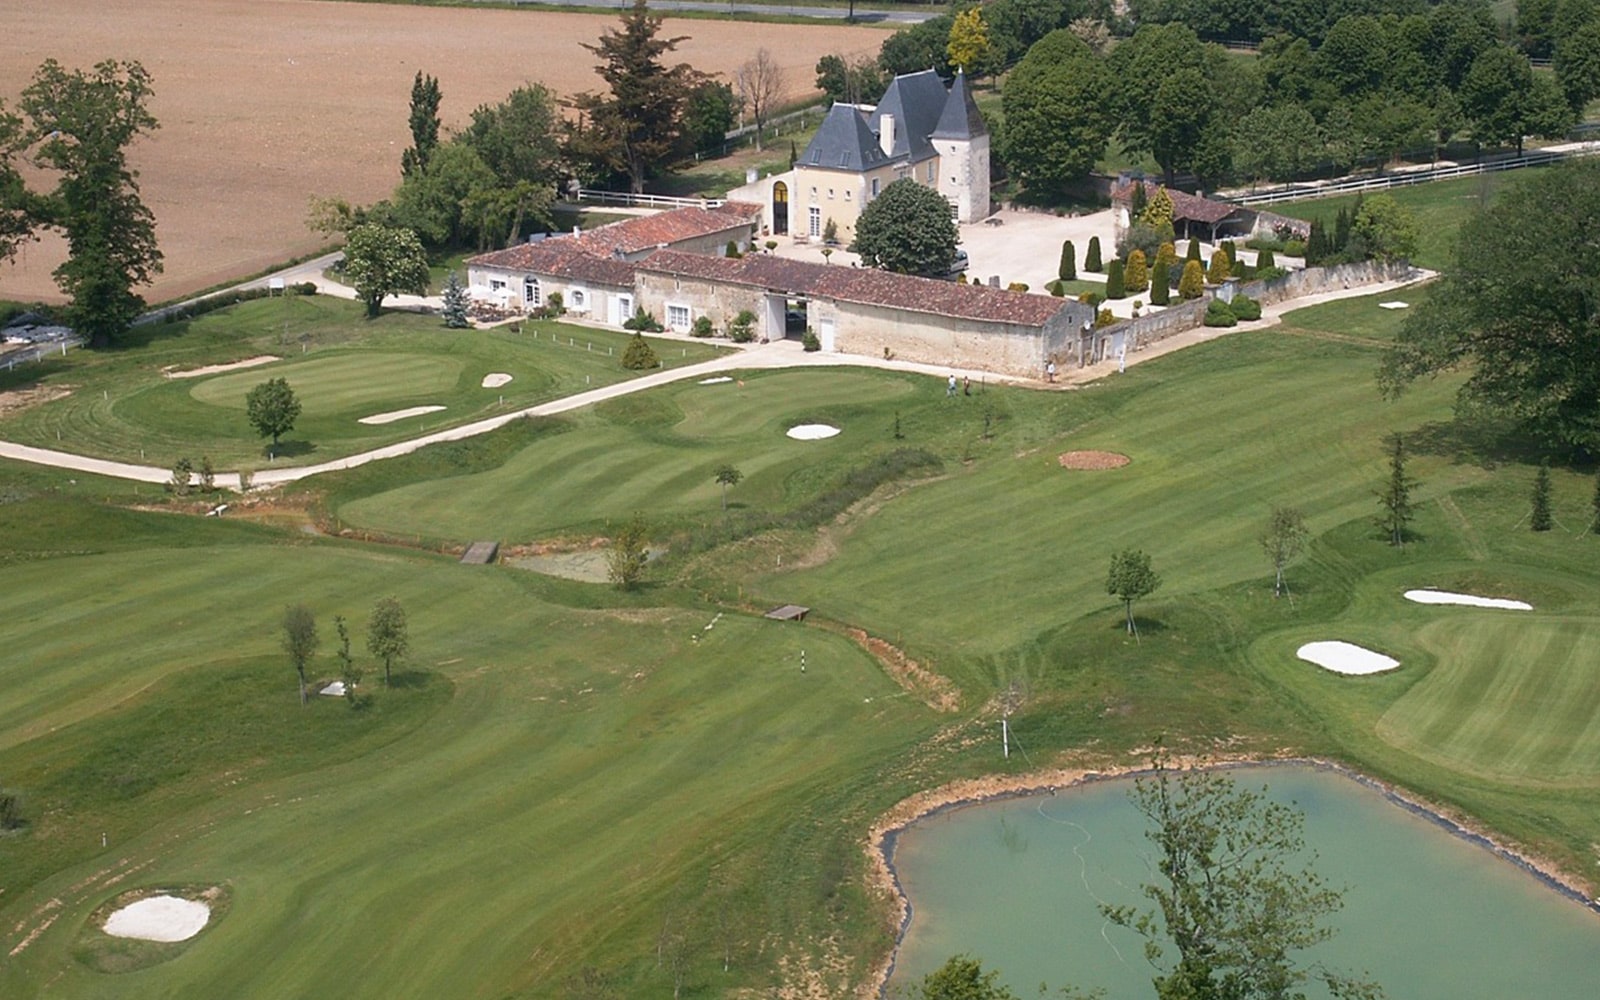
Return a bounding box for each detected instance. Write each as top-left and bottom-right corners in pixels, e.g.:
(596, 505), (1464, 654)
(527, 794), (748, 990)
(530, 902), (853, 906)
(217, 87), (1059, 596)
(484, 0), (936, 23)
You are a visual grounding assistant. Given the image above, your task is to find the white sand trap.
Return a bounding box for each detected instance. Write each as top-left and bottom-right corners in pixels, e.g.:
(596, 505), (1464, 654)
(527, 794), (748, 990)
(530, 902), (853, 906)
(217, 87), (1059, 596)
(1404, 589), (1532, 611)
(103, 896), (210, 942)
(1378, 301), (1410, 310)
(698, 376), (734, 385)
(359, 405), (446, 425)
(481, 373), (512, 388)
(164, 355), (279, 379)
(787, 423), (840, 440)
(320, 681), (346, 697)
(1297, 641), (1400, 676)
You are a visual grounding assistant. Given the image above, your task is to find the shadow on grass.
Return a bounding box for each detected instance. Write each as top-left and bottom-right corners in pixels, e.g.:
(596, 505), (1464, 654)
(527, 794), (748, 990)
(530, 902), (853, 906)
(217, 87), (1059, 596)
(386, 669), (436, 691)
(1407, 419), (1556, 469)
(1110, 615), (1169, 636)
(0, 356), (70, 391)
(266, 439), (316, 459)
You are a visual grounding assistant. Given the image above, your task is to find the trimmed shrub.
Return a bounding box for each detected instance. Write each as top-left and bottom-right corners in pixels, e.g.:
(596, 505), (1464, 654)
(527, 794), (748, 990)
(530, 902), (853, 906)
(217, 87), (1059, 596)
(1124, 249), (1149, 294)
(1047, 279), (1066, 297)
(1207, 249), (1231, 285)
(1256, 247), (1276, 271)
(1076, 290), (1105, 307)
(1178, 260), (1205, 299)
(623, 307), (663, 332)
(801, 328), (821, 352)
(546, 291), (565, 315)
(690, 315), (715, 338)
(621, 332), (661, 369)
(1059, 240), (1076, 281)
(1230, 258), (1247, 279)
(1282, 240), (1305, 258)
(1186, 238), (1203, 263)
(1153, 240), (1177, 279)
(1105, 259), (1126, 299)
(1007, 281), (1029, 292)
(1204, 298), (1237, 327)
(1085, 235), (1103, 272)
(823, 217), (839, 244)
(1220, 239), (1237, 263)
(1230, 294), (1261, 320)
(1150, 262), (1171, 305)
(1096, 307), (1116, 327)
(725, 239), (742, 258)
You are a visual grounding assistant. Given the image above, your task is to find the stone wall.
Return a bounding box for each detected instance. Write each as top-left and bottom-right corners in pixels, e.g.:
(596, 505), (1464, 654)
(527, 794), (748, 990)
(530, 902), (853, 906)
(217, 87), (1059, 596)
(833, 299), (1067, 377)
(634, 272), (771, 336)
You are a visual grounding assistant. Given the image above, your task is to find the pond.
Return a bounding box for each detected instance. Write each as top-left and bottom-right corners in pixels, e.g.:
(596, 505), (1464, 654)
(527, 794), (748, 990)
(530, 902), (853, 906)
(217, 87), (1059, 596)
(885, 765), (1600, 999)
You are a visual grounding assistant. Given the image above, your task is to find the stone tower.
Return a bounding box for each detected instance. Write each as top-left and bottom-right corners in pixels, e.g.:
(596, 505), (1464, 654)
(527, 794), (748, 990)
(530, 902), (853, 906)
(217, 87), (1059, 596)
(931, 69), (990, 223)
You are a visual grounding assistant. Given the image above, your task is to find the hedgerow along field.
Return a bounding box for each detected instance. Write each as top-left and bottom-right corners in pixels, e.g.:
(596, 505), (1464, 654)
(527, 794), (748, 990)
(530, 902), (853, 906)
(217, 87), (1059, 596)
(5, 289), (1600, 997)
(0, 294), (726, 469)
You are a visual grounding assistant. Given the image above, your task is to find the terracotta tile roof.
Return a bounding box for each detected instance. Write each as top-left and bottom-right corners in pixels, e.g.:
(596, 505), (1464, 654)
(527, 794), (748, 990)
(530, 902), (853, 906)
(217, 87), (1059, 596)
(570, 201), (762, 257)
(466, 240), (637, 287)
(1112, 179), (1242, 226)
(637, 250), (1070, 327)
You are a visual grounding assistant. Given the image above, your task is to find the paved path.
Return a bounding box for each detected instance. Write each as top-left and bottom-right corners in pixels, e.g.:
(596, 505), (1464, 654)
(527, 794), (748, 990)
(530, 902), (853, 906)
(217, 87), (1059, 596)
(0, 272), (1431, 490)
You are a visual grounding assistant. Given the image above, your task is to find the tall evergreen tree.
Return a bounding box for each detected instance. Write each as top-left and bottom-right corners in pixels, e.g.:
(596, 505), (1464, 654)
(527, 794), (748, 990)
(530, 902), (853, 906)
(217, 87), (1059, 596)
(1186, 237), (1203, 263)
(401, 71), (442, 177)
(1305, 219), (1328, 265)
(571, 0), (701, 194)
(1105, 258), (1126, 299)
(1376, 433), (1419, 546)
(441, 271), (469, 329)
(1531, 462), (1554, 531)
(1150, 261), (1171, 305)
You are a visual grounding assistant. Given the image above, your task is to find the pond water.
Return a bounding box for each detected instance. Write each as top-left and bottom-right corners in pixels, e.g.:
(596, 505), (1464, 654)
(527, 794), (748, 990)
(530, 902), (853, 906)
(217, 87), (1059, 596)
(885, 765), (1600, 999)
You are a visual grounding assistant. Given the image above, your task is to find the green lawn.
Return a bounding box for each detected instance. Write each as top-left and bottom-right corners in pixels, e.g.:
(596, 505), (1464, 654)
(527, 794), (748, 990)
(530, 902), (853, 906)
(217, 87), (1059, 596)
(0, 295), (727, 469)
(6, 286), (1600, 998)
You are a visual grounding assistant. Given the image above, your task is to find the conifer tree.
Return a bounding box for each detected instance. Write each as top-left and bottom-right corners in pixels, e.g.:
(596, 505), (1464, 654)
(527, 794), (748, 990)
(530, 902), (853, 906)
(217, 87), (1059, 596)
(1142, 186), (1175, 231)
(1186, 238), (1203, 263)
(1085, 235), (1103, 272)
(1125, 249), (1149, 293)
(1059, 239), (1076, 281)
(621, 331), (660, 369)
(401, 71), (442, 177)
(1376, 433), (1419, 547)
(1220, 240), (1237, 263)
(1305, 220), (1327, 264)
(1150, 262), (1171, 305)
(1154, 240), (1177, 278)
(1130, 181), (1148, 220)
(1531, 463), (1554, 532)
(1105, 258), (1126, 299)
(1334, 206), (1352, 255)
(1178, 259), (1204, 299)
(1207, 249), (1231, 284)
(1256, 247), (1276, 271)
(441, 271), (469, 328)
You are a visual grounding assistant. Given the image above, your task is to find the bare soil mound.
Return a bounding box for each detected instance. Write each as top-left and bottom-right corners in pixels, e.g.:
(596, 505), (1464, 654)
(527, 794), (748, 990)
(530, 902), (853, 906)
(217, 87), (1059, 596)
(1058, 450), (1130, 470)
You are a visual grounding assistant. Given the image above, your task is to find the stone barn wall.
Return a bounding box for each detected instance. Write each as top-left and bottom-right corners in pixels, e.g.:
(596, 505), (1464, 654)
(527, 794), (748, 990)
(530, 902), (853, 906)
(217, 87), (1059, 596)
(633, 272), (771, 337)
(831, 300), (1051, 377)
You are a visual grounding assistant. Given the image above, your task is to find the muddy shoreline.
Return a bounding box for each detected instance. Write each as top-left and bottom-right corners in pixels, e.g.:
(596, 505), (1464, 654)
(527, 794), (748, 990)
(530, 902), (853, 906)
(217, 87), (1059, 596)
(861, 754), (1600, 998)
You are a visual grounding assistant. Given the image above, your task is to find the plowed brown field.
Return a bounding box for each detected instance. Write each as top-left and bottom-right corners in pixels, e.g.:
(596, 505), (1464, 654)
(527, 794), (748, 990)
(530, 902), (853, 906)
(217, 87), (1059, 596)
(0, 0), (881, 304)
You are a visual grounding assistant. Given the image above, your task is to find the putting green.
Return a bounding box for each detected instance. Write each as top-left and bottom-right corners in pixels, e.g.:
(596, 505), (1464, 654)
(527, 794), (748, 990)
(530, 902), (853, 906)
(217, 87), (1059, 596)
(189, 353), (465, 417)
(1378, 616), (1600, 782)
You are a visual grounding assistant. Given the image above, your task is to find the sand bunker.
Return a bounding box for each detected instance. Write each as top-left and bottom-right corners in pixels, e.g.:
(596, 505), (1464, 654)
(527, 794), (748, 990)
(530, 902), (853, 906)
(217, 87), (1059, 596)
(481, 373), (512, 388)
(1378, 301), (1410, 310)
(1058, 450), (1131, 470)
(103, 896), (210, 943)
(698, 376), (734, 385)
(787, 423), (840, 440)
(359, 405), (446, 425)
(1404, 589), (1532, 611)
(1297, 641), (1399, 676)
(164, 355), (279, 379)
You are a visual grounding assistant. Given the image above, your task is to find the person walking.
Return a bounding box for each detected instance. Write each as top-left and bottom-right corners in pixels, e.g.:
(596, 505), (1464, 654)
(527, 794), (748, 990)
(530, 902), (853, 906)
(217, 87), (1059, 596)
(947, 374), (957, 397)
(1046, 360), (1057, 383)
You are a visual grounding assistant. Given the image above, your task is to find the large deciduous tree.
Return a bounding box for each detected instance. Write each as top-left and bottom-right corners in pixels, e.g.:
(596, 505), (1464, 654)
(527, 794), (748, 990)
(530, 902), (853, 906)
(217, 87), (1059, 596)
(914, 955), (1020, 1000)
(736, 49), (785, 152)
(281, 604), (319, 707)
(0, 105), (34, 265)
(1001, 30), (1112, 195)
(570, 0), (701, 193)
(1379, 161), (1600, 454)
(1104, 755), (1385, 1000)
(849, 178), (959, 278)
(245, 377), (301, 456)
(946, 8), (992, 76)
(342, 222), (430, 318)
(401, 71), (442, 177)
(20, 59), (162, 348)
(815, 54), (886, 107)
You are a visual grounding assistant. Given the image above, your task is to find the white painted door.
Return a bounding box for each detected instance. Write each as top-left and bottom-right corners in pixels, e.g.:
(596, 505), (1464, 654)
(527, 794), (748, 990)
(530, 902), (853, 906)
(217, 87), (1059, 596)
(818, 318), (835, 353)
(612, 294), (633, 327)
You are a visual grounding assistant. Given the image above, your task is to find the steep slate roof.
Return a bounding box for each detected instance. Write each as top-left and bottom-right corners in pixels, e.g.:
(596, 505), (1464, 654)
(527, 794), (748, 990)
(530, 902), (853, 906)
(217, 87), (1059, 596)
(800, 103), (892, 172)
(466, 240), (638, 287)
(1112, 179), (1241, 226)
(637, 250), (1068, 327)
(930, 70), (987, 141)
(868, 69), (947, 164)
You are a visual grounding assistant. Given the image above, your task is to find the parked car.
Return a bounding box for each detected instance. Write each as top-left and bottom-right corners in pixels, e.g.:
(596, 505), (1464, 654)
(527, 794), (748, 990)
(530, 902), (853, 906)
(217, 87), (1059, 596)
(941, 249), (969, 280)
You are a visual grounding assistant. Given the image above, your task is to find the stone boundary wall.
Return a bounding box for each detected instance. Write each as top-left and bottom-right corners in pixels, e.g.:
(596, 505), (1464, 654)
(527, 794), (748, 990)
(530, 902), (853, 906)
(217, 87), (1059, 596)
(1092, 260), (1413, 360)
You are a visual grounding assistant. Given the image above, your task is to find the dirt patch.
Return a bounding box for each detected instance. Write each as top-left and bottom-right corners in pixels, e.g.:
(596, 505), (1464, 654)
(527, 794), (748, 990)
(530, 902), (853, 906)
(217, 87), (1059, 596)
(0, 0), (882, 304)
(1058, 450), (1130, 470)
(843, 628), (960, 713)
(0, 383), (71, 417)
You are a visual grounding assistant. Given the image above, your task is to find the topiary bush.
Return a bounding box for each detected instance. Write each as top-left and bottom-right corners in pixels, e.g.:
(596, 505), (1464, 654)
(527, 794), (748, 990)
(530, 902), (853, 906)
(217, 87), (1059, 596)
(1150, 262), (1171, 305)
(1124, 249), (1149, 294)
(691, 316), (715, 337)
(1179, 260), (1205, 299)
(621, 331), (660, 369)
(1204, 298), (1237, 327)
(1096, 307), (1116, 327)
(1085, 235), (1103, 272)
(1186, 238), (1203, 263)
(1059, 240), (1076, 281)
(1007, 281), (1029, 292)
(1207, 249), (1231, 285)
(725, 239), (742, 258)
(1105, 259), (1126, 299)
(802, 328), (821, 352)
(1047, 280), (1066, 297)
(1230, 294), (1261, 320)
(623, 307), (663, 332)
(1256, 247), (1276, 271)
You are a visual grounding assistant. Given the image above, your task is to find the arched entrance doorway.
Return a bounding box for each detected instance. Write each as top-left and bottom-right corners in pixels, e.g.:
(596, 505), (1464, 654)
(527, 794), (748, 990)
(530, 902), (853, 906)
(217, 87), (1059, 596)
(772, 181), (789, 236)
